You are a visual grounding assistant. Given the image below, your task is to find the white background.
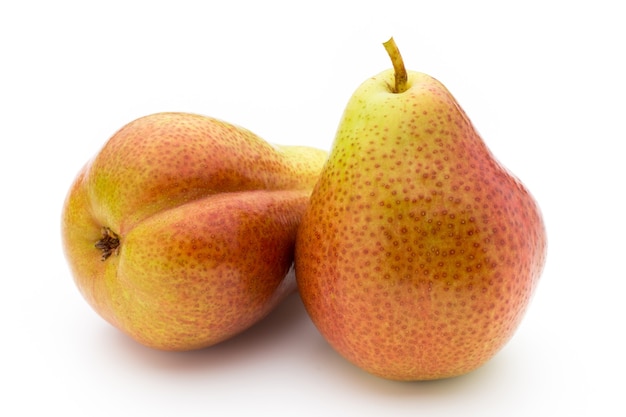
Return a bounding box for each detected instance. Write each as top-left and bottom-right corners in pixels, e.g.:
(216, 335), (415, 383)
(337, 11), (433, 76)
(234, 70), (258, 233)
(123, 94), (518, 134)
(1, 1), (624, 416)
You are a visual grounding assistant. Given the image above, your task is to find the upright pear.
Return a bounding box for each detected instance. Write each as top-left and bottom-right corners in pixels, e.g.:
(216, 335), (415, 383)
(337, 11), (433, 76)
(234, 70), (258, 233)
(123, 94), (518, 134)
(295, 39), (546, 380)
(62, 112), (327, 350)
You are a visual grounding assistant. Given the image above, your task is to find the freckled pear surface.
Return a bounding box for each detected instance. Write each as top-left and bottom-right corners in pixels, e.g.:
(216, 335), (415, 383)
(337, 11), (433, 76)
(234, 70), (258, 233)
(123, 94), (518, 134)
(114, 189), (306, 350)
(87, 112), (322, 234)
(295, 69), (547, 381)
(61, 112), (328, 350)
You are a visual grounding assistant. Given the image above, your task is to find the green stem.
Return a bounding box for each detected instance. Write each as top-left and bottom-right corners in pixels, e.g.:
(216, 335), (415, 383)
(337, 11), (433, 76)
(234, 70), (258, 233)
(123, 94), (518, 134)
(383, 37), (408, 93)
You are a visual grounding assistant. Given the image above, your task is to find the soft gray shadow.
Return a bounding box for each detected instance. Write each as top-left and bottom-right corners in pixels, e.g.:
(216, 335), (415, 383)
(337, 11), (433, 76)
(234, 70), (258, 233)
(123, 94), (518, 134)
(98, 289), (311, 373)
(92, 281), (525, 400)
(307, 330), (523, 399)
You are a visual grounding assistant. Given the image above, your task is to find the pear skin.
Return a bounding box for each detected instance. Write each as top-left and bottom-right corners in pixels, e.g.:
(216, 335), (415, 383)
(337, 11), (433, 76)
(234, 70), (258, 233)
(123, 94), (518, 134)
(295, 40), (546, 381)
(62, 112), (327, 350)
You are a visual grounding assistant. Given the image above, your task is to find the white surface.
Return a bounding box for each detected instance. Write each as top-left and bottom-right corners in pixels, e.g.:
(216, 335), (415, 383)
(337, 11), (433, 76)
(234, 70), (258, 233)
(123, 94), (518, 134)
(1, 1), (624, 416)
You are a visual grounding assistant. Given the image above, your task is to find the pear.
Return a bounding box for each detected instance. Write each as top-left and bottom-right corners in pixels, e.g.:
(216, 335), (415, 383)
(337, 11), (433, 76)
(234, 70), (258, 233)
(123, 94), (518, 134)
(295, 39), (547, 380)
(62, 112), (327, 351)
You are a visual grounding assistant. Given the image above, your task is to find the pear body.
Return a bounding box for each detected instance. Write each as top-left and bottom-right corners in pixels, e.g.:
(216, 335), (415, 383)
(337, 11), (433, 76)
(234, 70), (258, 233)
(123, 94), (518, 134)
(62, 112), (327, 350)
(295, 70), (546, 380)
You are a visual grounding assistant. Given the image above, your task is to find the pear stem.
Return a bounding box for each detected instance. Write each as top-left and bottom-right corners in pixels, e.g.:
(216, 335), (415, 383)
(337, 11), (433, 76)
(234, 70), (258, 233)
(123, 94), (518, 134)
(383, 37), (408, 93)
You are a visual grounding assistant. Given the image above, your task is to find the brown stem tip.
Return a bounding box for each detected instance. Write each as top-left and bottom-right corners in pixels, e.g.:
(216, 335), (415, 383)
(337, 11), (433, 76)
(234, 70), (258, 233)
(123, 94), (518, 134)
(95, 227), (120, 261)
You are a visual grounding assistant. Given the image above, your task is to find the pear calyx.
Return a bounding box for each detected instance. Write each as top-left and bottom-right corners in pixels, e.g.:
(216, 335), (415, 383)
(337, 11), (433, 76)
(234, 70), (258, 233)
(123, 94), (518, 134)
(95, 227), (120, 261)
(383, 37), (408, 94)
